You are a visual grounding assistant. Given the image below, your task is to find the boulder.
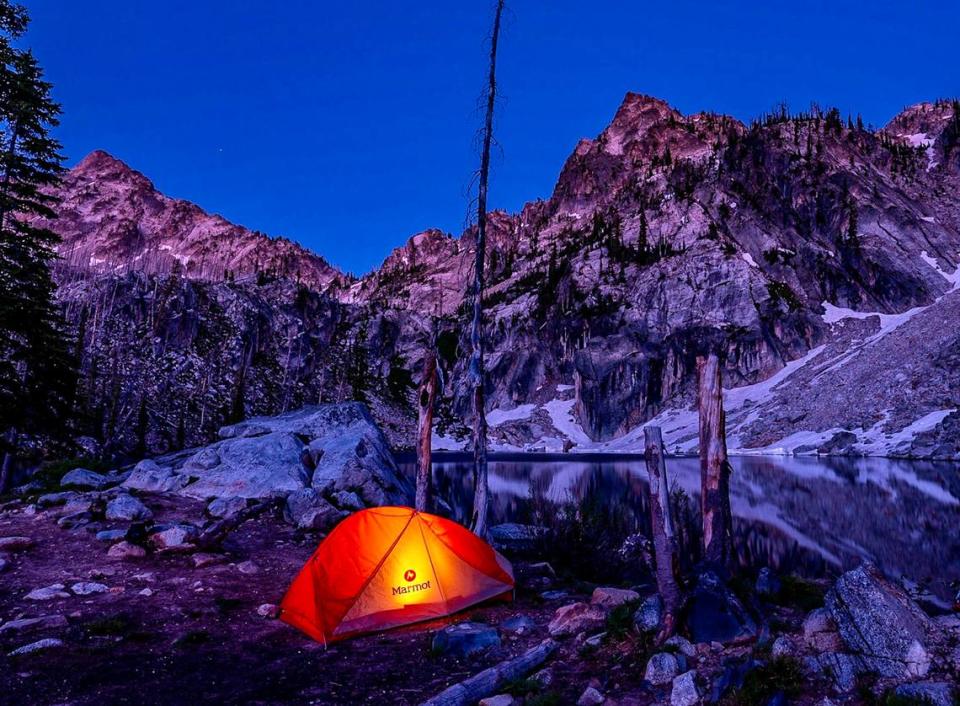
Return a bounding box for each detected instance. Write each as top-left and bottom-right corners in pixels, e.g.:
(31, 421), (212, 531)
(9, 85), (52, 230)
(645, 652), (681, 686)
(122, 460), (186, 493)
(577, 686), (605, 706)
(802, 608), (843, 651)
(671, 670), (700, 706)
(25, 584), (70, 601)
(179, 431), (307, 500)
(206, 496), (248, 520)
(0, 536), (33, 552)
(105, 494), (152, 522)
(755, 567), (781, 596)
(71, 582), (109, 596)
(548, 602), (606, 638)
(686, 571), (758, 644)
(0, 615), (68, 635)
(36, 491), (79, 508)
(218, 403), (412, 507)
(591, 586), (640, 608)
(330, 490), (364, 511)
(431, 622), (500, 658)
(825, 562), (944, 679)
(8, 638), (64, 657)
(894, 682), (954, 706)
(489, 523), (546, 553)
(61, 468), (110, 489)
(634, 593), (664, 633)
(107, 541), (146, 559)
(284, 488), (347, 532)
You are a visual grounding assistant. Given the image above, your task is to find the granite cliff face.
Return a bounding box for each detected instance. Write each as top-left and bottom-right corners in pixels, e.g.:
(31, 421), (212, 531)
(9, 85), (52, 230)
(46, 95), (960, 459)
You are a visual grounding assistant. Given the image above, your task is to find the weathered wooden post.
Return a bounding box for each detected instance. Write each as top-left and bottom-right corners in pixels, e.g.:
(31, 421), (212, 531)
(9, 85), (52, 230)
(644, 426), (682, 639)
(415, 350), (438, 512)
(697, 352), (734, 570)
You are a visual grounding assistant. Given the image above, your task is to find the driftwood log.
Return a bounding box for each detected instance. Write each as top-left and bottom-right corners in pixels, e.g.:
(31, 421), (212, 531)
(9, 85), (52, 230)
(419, 639), (556, 706)
(697, 353), (734, 570)
(643, 426), (682, 640)
(415, 349), (438, 512)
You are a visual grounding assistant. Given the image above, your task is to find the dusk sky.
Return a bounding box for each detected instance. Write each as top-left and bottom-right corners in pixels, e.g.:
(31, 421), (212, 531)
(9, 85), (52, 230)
(24, 0), (960, 275)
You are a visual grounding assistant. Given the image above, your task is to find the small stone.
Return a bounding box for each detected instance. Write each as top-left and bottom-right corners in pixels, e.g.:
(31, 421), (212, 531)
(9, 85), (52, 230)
(802, 608), (843, 652)
(531, 667), (554, 687)
(108, 541), (146, 559)
(500, 615), (536, 635)
(105, 494), (152, 522)
(330, 490), (364, 511)
(61, 468), (110, 489)
(0, 557), (9, 573)
(0, 615), (68, 635)
(26, 584), (70, 601)
(236, 560), (259, 575)
(665, 635), (697, 658)
(132, 571), (156, 583)
(431, 622), (500, 658)
(479, 696), (514, 706)
(591, 586), (640, 608)
(547, 602), (606, 638)
(206, 496), (247, 520)
(0, 536), (33, 551)
(755, 567), (781, 596)
(70, 582), (108, 596)
(634, 593), (664, 633)
(671, 670), (700, 706)
(645, 652), (681, 686)
(150, 525), (198, 551)
(95, 529), (128, 542)
(577, 686), (605, 706)
(8, 638), (64, 657)
(771, 635), (796, 658)
(540, 590), (568, 600)
(192, 553), (226, 568)
(583, 632), (606, 648)
(257, 603), (280, 618)
(138, 588), (154, 597)
(89, 567), (117, 579)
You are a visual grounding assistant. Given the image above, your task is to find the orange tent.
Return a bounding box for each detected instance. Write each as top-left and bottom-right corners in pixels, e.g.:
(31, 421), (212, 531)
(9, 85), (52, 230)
(280, 506), (514, 643)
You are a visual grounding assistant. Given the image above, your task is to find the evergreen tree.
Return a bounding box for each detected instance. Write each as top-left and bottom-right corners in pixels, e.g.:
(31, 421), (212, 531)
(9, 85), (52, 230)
(0, 2), (75, 491)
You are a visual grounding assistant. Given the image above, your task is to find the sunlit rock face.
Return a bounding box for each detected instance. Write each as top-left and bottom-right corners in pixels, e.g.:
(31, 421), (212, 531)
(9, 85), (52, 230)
(47, 96), (960, 458)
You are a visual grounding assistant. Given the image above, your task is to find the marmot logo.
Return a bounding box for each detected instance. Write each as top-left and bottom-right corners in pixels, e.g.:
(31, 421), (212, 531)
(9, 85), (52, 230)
(392, 574), (431, 596)
(404, 569), (417, 582)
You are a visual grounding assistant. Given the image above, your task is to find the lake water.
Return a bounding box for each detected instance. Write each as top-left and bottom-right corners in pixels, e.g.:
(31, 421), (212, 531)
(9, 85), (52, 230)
(399, 453), (960, 603)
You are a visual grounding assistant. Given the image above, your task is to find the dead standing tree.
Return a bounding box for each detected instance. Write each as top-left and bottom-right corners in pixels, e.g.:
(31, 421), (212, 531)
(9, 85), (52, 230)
(468, 0), (505, 538)
(415, 346), (438, 512)
(643, 426), (682, 640)
(697, 352), (734, 571)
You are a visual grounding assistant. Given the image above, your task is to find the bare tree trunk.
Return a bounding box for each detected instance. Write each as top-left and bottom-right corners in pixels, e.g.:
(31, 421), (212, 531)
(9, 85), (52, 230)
(644, 426), (681, 640)
(697, 353), (734, 570)
(415, 349), (438, 512)
(0, 428), (16, 495)
(469, 0), (505, 538)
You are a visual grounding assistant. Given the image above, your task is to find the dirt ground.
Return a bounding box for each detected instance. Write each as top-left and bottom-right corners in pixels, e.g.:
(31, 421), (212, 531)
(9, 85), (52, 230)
(0, 495), (670, 706)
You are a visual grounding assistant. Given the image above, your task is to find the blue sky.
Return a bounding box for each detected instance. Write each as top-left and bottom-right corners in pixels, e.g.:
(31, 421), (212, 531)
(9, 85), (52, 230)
(23, 0), (960, 275)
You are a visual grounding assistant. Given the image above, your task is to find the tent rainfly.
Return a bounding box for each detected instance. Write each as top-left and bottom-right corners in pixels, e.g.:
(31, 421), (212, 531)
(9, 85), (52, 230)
(280, 506), (515, 643)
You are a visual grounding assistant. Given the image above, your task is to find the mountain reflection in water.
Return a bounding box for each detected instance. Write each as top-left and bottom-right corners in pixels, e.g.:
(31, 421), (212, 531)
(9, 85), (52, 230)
(399, 453), (960, 602)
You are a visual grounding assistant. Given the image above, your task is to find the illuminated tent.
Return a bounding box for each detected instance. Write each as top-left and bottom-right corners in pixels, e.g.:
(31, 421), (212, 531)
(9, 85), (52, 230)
(280, 506), (515, 643)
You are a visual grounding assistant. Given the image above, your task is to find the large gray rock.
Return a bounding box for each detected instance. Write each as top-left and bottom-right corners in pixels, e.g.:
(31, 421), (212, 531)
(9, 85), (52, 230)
(645, 652), (681, 686)
(179, 431), (307, 500)
(206, 496), (248, 520)
(61, 468), (110, 490)
(894, 682), (955, 706)
(218, 403), (412, 507)
(802, 607), (843, 652)
(591, 586), (639, 608)
(431, 622), (500, 658)
(105, 494), (152, 521)
(122, 460), (186, 493)
(634, 593), (664, 633)
(686, 570), (758, 644)
(25, 584), (70, 601)
(825, 562), (944, 679)
(548, 602), (606, 638)
(670, 670), (700, 706)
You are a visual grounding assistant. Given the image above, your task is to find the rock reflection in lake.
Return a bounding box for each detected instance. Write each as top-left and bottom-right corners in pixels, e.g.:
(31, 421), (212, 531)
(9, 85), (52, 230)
(399, 453), (960, 602)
